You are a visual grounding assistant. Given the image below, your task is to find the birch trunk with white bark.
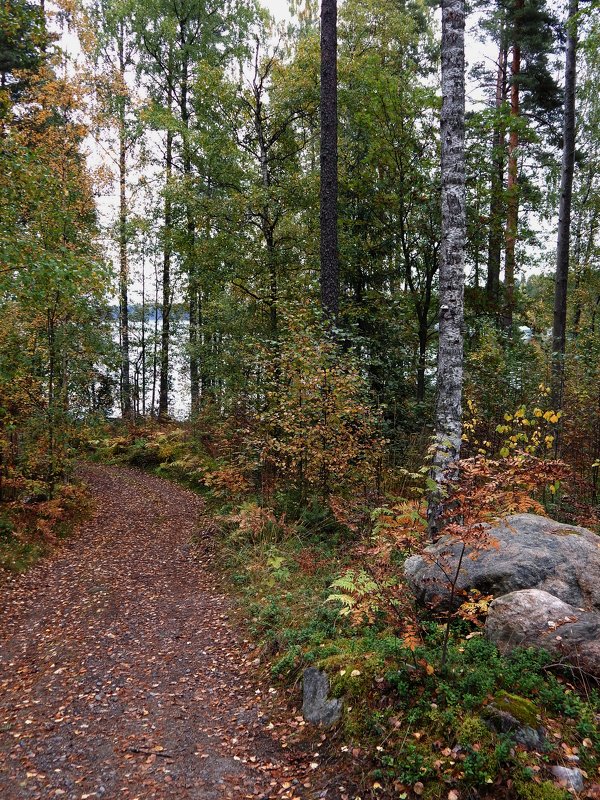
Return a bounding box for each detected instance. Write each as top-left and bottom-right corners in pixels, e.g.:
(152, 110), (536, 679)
(427, 0), (466, 539)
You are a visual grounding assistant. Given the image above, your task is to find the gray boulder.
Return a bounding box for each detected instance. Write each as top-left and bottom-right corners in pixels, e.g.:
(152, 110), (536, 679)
(549, 766), (584, 792)
(302, 667), (342, 727)
(404, 513), (600, 610)
(485, 589), (600, 677)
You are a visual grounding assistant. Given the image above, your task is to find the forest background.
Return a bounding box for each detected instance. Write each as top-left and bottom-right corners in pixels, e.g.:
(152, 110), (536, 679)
(1, 0), (598, 511)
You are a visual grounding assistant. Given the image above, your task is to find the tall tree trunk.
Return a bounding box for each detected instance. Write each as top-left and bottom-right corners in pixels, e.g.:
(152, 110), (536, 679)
(427, 0), (466, 539)
(320, 0), (339, 320)
(487, 36), (507, 305)
(179, 46), (200, 415)
(417, 317), (427, 403)
(504, 2), (522, 330)
(141, 253), (146, 416)
(158, 79), (173, 420)
(552, 0), (578, 415)
(571, 169), (593, 337)
(151, 259), (159, 417)
(252, 70), (279, 342)
(118, 26), (132, 420)
(416, 263), (436, 402)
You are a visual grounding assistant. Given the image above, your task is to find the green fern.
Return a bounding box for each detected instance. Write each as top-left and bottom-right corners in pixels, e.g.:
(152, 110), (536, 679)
(327, 569), (382, 617)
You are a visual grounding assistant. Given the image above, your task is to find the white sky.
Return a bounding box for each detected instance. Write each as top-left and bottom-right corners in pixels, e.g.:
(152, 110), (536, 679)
(263, 0), (289, 21)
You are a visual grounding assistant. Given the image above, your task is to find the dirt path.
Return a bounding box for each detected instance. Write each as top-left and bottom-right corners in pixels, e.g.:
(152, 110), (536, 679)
(0, 465), (347, 800)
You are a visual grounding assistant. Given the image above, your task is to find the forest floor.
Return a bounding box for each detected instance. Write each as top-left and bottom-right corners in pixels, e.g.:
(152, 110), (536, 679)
(0, 464), (353, 800)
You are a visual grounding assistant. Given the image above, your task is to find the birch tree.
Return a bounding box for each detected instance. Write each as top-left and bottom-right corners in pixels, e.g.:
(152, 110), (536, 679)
(427, 0), (466, 538)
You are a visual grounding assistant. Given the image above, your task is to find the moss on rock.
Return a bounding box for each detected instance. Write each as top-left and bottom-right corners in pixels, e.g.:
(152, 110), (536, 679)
(493, 691), (540, 727)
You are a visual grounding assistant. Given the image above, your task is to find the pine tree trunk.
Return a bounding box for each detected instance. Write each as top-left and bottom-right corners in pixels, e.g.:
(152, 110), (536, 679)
(180, 49), (200, 415)
(320, 0), (339, 320)
(427, 0), (466, 539)
(158, 80), (173, 421)
(487, 37), (507, 305)
(552, 0), (578, 413)
(504, 3), (522, 331)
(141, 254), (146, 416)
(118, 28), (132, 420)
(151, 259), (159, 417)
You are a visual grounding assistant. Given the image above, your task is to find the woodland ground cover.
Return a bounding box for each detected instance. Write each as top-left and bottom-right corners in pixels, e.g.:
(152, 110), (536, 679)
(86, 417), (600, 800)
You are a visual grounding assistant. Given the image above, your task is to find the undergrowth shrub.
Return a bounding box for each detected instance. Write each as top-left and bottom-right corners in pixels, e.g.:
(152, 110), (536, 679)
(87, 398), (599, 800)
(245, 305), (386, 499)
(0, 481), (91, 573)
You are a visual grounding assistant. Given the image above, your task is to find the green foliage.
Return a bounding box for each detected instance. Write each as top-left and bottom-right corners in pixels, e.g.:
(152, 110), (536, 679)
(0, 10), (114, 537)
(0, 512), (14, 541)
(125, 438), (163, 468)
(0, 0), (48, 105)
(0, 538), (45, 573)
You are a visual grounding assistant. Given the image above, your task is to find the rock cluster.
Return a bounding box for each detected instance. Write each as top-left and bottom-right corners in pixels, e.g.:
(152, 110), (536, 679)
(403, 512), (600, 793)
(404, 513), (600, 611)
(404, 513), (600, 677)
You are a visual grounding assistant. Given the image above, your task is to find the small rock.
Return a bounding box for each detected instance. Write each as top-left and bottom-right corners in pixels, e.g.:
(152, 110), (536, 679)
(550, 765), (584, 792)
(302, 668), (342, 727)
(483, 705), (546, 751)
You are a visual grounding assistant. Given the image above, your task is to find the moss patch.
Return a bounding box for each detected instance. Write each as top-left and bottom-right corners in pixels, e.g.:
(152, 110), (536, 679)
(494, 691), (541, 727)
(515, 779), (570, 800)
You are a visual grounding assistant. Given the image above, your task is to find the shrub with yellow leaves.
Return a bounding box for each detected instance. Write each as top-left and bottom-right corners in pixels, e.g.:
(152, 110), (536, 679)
(462, 389), (561, 460)
(247, 305), (385, 499)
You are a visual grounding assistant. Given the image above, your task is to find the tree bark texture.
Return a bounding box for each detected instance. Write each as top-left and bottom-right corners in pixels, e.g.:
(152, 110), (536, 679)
(158, 82), (173, 421)
(118, 27), (132, 419)
(552, 0), (578, 413)
(180, 50), (200, 414)
(487, 37), (507, 305)
(319, 0), (339, 320)
(427, 0), (466, 539)
(504, 0), (522, 330)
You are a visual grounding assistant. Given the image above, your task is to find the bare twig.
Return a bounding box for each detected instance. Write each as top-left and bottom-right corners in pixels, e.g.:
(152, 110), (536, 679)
(126, 747), (173, 758)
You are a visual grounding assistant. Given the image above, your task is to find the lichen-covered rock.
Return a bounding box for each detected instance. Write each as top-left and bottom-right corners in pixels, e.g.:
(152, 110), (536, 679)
(404, 514), (600, 609)
(483, 693), (546, 751)
(485, 589), (600, 677)
(492, 691), (540, 727)
(302, 667), (342, 727)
